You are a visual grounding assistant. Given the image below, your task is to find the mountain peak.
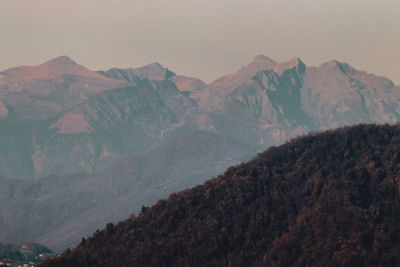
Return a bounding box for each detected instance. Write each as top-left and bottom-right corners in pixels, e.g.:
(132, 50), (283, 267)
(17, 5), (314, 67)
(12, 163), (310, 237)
(319, 60), (355, 75)
(252, 55), (277, 65)
(288, 57), (304, 65)
(235, 55), (277, 77)
(132, 62), (176, 81)
(43, 56), (77, 66)
(274, 57), (306, 75)
(146, 62), (163, 68)
(1, 55), (91, 80)
(31, 55), (106, 80)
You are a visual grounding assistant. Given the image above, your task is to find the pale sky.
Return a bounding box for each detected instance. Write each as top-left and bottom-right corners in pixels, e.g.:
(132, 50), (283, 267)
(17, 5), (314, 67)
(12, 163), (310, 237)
(1, 0), (399, 84)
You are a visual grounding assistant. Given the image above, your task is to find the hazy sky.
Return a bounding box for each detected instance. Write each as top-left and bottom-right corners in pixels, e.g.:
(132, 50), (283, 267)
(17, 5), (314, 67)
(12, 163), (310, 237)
(1, 0), (399, 84)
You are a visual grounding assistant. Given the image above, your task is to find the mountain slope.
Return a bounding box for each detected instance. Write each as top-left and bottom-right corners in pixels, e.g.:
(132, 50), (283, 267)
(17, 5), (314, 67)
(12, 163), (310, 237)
(31, 79), (199, 177)
(193, 54), (277, 108)
(0, 131), (255, 251)
(0, 120), (34, 178)
(41, 124), (400, 266)
(0, 58), (208, 179)
(205, 57), (312, 147)
(302, 60), (400, 128)
(0, 77), (201, 178)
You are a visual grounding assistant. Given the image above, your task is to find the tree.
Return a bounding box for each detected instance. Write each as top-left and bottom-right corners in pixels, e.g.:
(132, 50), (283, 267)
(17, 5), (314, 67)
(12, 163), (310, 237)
(141, 205), (149, 214)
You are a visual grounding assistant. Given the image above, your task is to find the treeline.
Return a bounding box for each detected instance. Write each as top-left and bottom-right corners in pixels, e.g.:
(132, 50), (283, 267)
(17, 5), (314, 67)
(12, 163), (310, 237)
(41, 124), (400, 266)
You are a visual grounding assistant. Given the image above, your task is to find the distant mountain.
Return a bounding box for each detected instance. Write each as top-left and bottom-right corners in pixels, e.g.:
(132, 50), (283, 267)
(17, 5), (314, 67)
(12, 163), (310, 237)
(302, 60), (399, 128)
(0, 59), (205, 178)
(199, 57), (310, 147)
(1, 55), (398, 178)
(193, 55), (278, 108)
(195, 55), (400, 148)
(98, 62), (175, 82)
(40, 124), (400, 266)
(31, 79), (199, 177)
(0, 131), (255, 251)
(97, 62), (207, 94)
(0, 56), (124, 121)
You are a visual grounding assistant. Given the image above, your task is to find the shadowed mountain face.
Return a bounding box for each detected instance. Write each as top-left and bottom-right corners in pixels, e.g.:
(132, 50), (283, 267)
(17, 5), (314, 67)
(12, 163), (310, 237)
(40, 124), (400, 267)
(1, 56), (400, 253)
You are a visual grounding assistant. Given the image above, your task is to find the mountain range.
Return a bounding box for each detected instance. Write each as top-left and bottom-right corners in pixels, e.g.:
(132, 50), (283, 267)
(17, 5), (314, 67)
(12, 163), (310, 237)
(1, 55), (399, 252)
